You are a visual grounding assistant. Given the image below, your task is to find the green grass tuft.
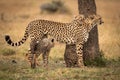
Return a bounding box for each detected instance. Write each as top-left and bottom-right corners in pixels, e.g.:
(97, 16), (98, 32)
(84, 50), (108, 67)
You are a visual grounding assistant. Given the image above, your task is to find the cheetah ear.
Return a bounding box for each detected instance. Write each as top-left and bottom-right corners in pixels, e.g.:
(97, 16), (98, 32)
(79, 14), (85, 18)
(74, 14), (85, 20)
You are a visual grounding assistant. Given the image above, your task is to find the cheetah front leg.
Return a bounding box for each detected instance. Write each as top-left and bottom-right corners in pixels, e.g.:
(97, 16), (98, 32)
(76, 43), (84, 67)
(42, 50), (50, 67)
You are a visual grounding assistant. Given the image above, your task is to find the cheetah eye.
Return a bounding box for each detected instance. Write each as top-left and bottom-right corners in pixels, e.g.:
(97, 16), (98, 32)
(79, 23), (82, 26)
(90, 17), (94, 20)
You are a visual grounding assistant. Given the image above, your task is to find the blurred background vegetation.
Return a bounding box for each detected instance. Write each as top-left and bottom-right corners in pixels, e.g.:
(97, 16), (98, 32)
(0, 0), (120, 80)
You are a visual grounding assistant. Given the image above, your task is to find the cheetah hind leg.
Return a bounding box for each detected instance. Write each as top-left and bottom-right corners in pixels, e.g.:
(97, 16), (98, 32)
(30, 39), (39, 69)
(26, 49), (40, 67)
(76, 43), (84, 67)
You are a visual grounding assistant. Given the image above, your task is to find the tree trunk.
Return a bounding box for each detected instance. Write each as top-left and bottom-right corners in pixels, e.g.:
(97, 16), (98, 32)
(64, 0), (100, 67)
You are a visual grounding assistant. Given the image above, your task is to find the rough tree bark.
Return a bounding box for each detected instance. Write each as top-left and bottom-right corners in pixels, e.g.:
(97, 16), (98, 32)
(64, 0), (100, 67)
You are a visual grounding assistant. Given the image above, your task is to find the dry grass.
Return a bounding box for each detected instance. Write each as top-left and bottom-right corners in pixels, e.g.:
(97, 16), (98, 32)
(0, 0), (120, 80)
(0, 55), (120, 80)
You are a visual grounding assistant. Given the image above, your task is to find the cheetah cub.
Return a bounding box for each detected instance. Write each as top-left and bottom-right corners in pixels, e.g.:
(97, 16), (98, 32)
(26, 38), (54, 68)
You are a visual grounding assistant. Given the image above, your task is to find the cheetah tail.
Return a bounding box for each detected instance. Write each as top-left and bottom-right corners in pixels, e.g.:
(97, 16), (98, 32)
(5, 32), (29, 46)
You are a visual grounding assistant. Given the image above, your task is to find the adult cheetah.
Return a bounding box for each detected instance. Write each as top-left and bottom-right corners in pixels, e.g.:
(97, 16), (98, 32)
(5, 14), (103, 68)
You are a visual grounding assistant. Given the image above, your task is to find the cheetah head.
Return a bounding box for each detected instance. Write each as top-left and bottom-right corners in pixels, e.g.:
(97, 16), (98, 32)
(41, 38), (55, 49)
(83, 14), (104, 32)
(86, 14), (104, 26)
